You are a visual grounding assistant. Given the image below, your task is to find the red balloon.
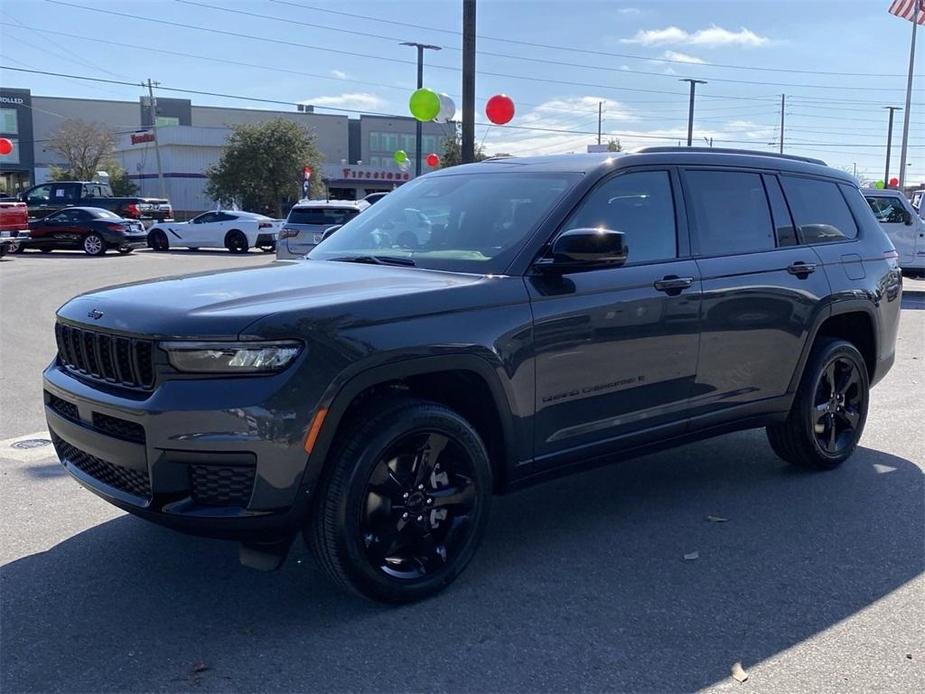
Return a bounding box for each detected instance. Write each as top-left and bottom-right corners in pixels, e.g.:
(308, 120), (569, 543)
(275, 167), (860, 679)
(426, 152), (440, 167)
(889, 177), (899, 187)
(485, 94), (515, 125)
(0, 138), (12, 156)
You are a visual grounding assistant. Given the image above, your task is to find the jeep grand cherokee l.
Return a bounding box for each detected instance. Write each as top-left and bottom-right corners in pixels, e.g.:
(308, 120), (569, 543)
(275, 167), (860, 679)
(43, 148), (902, 603)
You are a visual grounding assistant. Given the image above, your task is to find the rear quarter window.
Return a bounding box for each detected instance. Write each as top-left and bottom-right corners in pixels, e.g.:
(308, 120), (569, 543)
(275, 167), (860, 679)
(780, 176), (858, 243)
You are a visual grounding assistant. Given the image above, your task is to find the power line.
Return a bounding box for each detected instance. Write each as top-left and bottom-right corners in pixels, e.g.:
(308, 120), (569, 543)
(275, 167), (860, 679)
(267, 0), (917, 80)
(40, 1), (923, 97)
(175, 0), (919, 93)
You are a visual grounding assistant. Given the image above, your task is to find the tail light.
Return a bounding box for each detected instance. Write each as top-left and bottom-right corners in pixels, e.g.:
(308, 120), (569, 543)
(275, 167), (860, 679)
(124, 203), (140, 218)
(106, 223), (128, 232)
(279, 227), (298, 239)
(258, 222), (273, 229)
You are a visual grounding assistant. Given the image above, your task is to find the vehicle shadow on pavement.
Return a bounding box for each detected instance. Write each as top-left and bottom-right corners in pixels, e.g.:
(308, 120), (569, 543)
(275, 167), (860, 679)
(2, 430), (922, 692)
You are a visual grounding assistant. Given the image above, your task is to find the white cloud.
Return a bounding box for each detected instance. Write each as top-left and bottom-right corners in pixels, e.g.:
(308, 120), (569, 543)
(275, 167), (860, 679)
(662, 67), (677, 75)
(662, 50), (705, 64)
(617, 7), (641, 15)
(622, 25), (770, 47)
(301, 92), (385, 111)
(330, 69), (348, 79)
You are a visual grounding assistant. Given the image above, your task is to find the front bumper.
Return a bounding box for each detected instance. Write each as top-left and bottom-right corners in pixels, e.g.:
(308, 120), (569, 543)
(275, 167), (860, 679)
(43, 361), (319, 541)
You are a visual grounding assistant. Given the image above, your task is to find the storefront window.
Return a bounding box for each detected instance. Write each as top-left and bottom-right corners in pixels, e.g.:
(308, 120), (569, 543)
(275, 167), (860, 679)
(0, 108), (18, 134)
(155, 116), (179, 127)
(369, 132), (380, 150)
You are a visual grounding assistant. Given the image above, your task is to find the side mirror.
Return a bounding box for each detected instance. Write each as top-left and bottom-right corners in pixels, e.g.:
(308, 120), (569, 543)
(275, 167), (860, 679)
(536, 228), (627, 272)
(903, 209), (914, 226)
(321, 224), (342, 241)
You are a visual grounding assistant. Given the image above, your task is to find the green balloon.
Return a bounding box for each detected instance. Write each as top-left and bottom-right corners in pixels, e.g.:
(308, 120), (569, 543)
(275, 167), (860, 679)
(393, 149), (408, 165)
(874, 180), (885, 189)
(409, 88), (440, 122)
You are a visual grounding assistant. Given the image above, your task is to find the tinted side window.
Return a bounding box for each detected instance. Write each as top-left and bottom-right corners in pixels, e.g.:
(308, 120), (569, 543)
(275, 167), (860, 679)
(781, 176), (858, 243)
(564, 170), (677, 264)
(26, 184), (53, 205)
(685, 170), (774, 255)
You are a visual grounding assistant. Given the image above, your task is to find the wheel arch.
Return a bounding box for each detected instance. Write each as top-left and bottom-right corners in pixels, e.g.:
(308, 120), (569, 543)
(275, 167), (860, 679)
(788, 301), (880, 393)
(303, 355), (519, 496)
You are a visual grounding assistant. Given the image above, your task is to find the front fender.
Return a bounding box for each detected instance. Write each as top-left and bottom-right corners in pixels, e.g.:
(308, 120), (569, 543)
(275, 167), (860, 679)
(300, 353), (522, 495)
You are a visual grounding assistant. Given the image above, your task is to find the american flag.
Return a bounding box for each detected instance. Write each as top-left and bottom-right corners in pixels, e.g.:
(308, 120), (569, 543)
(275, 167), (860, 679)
(889, 0), (925, 24)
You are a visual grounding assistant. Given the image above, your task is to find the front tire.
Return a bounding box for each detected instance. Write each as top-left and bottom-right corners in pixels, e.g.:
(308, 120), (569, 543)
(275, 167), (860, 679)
(149, 229), (169, 252)
(83, 233), (106, 256)
(307, 397), (493, 603)
(767, 338), (869, 470)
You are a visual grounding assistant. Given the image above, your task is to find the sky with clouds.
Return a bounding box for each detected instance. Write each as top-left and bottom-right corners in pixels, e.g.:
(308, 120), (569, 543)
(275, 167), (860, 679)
(1, 0), (923, 183)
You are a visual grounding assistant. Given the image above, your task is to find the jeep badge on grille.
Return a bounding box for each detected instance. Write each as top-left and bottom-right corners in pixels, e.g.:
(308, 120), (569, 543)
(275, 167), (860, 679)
(87, 309), (104, 320)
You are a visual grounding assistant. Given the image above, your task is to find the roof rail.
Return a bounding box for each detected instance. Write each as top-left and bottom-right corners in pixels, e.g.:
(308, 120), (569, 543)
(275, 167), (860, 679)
(633, 146), (827, 166)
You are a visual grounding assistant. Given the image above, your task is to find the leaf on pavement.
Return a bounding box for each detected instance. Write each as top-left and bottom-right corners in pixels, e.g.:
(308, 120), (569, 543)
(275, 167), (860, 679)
(706, 515), (729, 523)
(683, 551), (699, 560)
(731, 661), (749, 683)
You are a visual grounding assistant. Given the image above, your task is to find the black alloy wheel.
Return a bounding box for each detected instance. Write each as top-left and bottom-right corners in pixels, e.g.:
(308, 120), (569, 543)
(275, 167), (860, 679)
(811, 356), (864, 455)
(308, 397), (492, 603)
(767, 338), (869, 469)
(361, 431), (478, 580)
(225, 230), (248, 254)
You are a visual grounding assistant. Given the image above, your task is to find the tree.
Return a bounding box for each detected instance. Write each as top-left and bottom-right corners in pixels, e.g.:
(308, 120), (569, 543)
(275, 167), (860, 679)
(47, 120), (116, 180)
(206, 119), (324, 216)
(439, 123), (487, 168)
(606, 138), (623, 152)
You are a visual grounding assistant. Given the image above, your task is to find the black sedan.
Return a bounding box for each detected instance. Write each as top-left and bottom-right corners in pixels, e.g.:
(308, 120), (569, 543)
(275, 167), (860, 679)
(25, 207), (148, 256)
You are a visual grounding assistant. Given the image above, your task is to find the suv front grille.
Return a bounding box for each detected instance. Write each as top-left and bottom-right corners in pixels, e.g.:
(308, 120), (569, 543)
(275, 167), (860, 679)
(55, 323), (155, 390)
(52, 433), (151, 500)
(190, 465), (255, 507)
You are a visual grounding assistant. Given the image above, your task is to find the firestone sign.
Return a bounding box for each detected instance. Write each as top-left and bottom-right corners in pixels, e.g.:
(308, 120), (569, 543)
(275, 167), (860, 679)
(339, 168), (411, 182)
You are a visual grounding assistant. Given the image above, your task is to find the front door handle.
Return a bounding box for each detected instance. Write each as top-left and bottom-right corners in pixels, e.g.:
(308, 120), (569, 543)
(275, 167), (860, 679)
(787, 261), (817, 277)
(654, 275), (694, 295)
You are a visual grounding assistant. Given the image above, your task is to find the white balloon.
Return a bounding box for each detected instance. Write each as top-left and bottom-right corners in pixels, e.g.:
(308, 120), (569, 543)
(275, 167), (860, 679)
(435, 93), (456, 122)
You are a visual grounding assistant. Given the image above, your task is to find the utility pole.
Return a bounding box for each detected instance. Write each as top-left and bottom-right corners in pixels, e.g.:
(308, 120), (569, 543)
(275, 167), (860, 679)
(779, 94), (785, 154)
(597, 101), (602, 145)
(884, 106), (902, 186)
(461, 0), (476, 163)
(401, 42), (441, 177)
(146, 78), (167, 200)
(897, 3), (920, 189)
(680, 79), (706, 147)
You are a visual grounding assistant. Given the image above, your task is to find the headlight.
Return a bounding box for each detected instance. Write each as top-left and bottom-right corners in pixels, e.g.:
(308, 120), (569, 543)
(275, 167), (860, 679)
(159, 341), (302, 373)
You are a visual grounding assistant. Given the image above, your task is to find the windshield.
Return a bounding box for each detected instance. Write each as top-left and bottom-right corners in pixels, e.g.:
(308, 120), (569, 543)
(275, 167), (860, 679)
(288, 207), (360, 226)
(308, 172), (577, 273)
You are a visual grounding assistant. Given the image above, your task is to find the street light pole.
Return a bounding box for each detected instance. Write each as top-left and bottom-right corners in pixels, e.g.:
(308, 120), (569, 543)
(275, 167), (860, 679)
(884, 106), (902, 186)
(461, 0), (476, 164)
(400, 41), (441, 177)
(680, 79), (707, 147)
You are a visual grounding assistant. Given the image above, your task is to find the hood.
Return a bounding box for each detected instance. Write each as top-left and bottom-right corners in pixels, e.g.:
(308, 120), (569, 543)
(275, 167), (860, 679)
(56, 260), (487, 339)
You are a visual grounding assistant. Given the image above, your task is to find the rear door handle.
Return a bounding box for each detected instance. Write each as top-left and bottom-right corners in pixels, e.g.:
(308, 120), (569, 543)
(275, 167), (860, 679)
(787, 261), (817, 277)
(654, 275), (694, 294)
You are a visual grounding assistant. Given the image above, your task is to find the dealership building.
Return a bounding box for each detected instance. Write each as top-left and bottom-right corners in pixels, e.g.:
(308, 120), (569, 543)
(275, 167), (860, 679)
(0, 87), (449, 215)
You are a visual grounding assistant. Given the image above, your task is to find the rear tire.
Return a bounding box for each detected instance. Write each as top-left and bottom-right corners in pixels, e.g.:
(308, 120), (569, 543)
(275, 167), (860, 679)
(766, 338), (869, 470)
(149, 229), (169, 252)
(83, 233), (106, 256)
(225, 230), (248, 254)
(307, 396), (492, 603)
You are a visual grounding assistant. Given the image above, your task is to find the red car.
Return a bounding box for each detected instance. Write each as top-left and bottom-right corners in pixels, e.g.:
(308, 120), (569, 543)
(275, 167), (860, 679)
(24, 206), (148, 256)
(0, 198), (29, 257)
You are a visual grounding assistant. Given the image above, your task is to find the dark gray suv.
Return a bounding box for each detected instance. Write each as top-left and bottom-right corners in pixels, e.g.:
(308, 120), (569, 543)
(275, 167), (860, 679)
(43, 148), (902, 602)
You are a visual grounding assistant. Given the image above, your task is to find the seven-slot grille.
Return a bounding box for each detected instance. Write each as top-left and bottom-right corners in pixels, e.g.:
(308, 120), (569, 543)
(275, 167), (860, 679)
(55, 322), (155, 389)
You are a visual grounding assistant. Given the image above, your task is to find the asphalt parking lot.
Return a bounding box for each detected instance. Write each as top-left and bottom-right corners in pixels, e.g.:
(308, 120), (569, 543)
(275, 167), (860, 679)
(1, 250), (923, 693)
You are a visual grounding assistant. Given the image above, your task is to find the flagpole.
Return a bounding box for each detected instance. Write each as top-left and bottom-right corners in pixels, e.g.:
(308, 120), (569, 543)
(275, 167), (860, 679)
(897, 3), (920, 189)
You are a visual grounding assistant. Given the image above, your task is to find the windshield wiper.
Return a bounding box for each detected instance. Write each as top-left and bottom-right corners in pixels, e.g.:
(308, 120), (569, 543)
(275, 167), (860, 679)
(329, 255), (416, 266)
